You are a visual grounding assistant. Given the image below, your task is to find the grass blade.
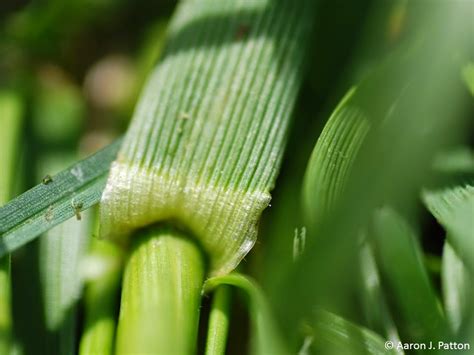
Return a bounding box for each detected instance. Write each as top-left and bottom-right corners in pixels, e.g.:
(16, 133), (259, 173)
(358, 242), (402, 347)
(276, 0), (472, 336)
(100, 0), (316, 276)
(371, 207), (448, 343)
(422, 184), (474, 271)
(441, 243), (473, 335)
(205, 273), (288, 355)
(79, 237), (122, 355)
(0, 139), (121, 257)
(0, 90), (24, 355)
(311, 310), (398, 355)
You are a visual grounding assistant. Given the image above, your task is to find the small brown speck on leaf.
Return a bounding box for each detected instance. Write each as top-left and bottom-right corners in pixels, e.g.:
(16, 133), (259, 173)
(235, 24), (250, 40)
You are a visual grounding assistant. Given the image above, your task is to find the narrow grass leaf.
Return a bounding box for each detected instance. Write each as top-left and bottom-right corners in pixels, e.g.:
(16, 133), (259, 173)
(0, 139), (121, 257)
(39, 214), (90, 353)
(371, 207), (448, 343)
(302, 86), (371, 228)
(311, 310), (398, 355)
(441, 243), (473, 334)
(205, 273), (288, 355)
(422, 184), (474, 271)
(79, 237), (122, 355)
(462, 62), (474, 96)
(358, 242), (402, 346)
(100, 0), (316, 276)
(205, 285), (232, 355)
(0, 90), (24, 355)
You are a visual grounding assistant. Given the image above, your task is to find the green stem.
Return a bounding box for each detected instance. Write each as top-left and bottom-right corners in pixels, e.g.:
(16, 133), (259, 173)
(116, 226), (205, 354)
(79, 238), (122, 355)
(205, 285), (232, 355)
(0, 90), (23, 354)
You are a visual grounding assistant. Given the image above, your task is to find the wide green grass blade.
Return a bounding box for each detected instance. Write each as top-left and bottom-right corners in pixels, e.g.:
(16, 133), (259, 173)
(0, 139), (121, 257)
(371, 207), (448, 343)
(205, 273), (288, 355)
(100, 0), (316, 276)
(422, 184), (474, 271)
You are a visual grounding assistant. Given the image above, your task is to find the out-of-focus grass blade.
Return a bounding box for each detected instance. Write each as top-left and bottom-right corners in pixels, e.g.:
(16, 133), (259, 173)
(432, 148), (474, 176)
(40, 213), (90, 353)
(358, 242), (402, 348)
(371, 207), (448, 343)
(441, 243), (472, 334)
(462, 62), (474, 96)
(79, 237), (122, 355)
(205, 273), (288, 355)
(302, 86), (370, 227)
(205, 285), (232, 355)
(0, 139), (121, 257)
(276, 0), (471, 337)
(0, 90), (24, 355)
(311, 309), (398, 355)
(422, 184), (474, 271)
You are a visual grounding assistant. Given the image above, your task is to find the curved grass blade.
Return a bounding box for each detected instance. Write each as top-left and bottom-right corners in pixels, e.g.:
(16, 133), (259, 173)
(205, 285), (232, 355)
(441, 243), (473, 335)
(311, 310), (398, 355)
(371, 207), (449, 343)
(359, 242), (402, 347)
(205, 273), (288, 355)
(0, 139), (122, 257)
(422, 184), (474, 270)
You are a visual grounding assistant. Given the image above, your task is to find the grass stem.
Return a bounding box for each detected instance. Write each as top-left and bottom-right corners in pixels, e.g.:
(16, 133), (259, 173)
(116, 226), (205, 354)
(205, 285), (232, 355)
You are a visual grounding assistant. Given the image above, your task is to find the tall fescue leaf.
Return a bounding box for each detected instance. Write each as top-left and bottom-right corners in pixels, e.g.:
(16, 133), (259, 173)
(100, 0), (316, 276)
